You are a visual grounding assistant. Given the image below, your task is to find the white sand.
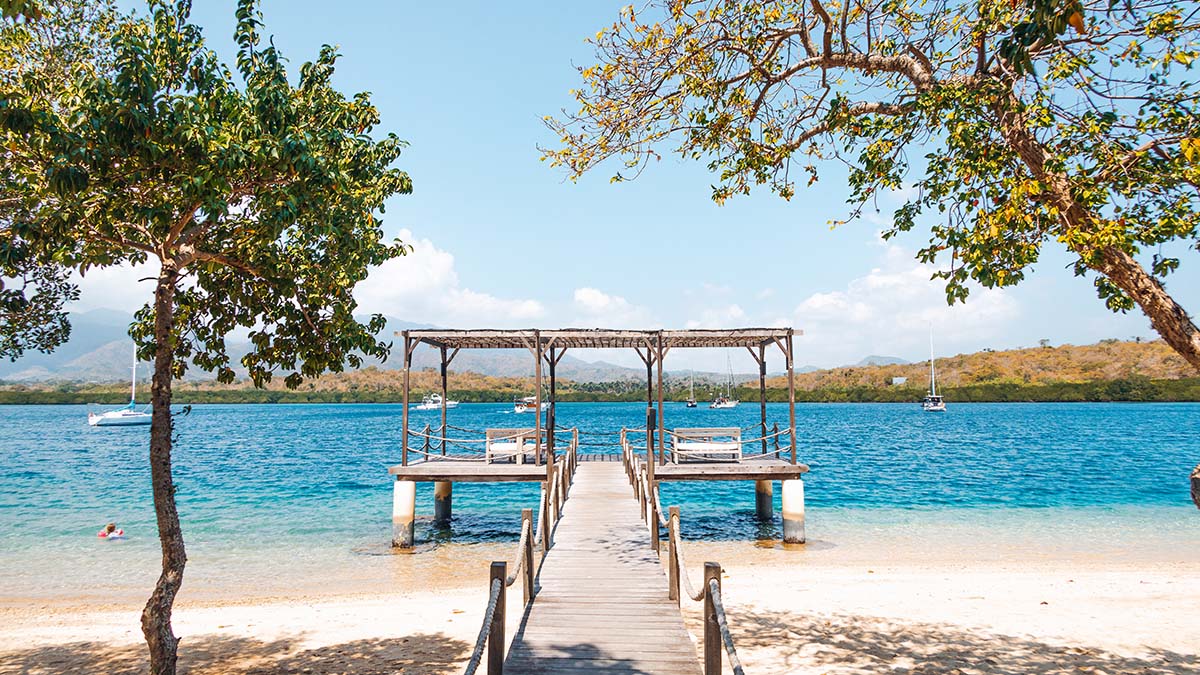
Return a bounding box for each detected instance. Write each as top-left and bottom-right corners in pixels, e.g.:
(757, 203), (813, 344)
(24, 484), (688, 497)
(2, 547), (1197, 674)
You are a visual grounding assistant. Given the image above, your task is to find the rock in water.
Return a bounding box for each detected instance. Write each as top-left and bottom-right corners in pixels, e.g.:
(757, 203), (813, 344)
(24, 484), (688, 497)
(1192, 463), (1200, 510)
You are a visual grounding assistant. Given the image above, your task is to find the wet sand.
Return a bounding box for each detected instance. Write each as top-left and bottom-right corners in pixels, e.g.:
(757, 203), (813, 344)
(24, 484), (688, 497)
(2, 539), (1197, 674)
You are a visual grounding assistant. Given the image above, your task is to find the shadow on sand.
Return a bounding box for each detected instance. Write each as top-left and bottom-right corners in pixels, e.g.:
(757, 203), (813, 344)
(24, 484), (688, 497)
(686, 607), (1199, 674)
(0, 633), (468, 675)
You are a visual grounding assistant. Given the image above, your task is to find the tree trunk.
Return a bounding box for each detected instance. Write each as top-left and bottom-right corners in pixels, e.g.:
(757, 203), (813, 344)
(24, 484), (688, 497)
(992, 98), (1200, 370)
(1191, 464), (1200, 510)
(1091, 247), (1200, 371)
(141, 264), (186, 675)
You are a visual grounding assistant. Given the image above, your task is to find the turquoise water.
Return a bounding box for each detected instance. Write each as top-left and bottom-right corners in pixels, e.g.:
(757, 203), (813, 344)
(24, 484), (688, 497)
(1, 402), (1197, 601)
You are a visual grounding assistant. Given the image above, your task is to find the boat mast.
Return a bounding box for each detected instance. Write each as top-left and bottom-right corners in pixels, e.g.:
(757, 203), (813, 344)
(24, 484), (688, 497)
(130, 348), (137, 404)
(929, 326), (937, 397)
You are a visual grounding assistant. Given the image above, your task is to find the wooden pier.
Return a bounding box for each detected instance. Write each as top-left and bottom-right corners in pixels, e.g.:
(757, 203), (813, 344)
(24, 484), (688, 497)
(504, 461), (700, 675)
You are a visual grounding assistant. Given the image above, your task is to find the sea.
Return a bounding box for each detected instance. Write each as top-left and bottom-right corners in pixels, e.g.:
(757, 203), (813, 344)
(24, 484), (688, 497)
(1, 402), (1197, 605)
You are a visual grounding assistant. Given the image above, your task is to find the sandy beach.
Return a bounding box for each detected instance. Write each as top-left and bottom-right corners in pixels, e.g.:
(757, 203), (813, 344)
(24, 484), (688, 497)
(3, 539), (1197, 675)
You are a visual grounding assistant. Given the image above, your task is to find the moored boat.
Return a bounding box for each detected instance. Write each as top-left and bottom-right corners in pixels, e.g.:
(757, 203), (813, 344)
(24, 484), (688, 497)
(413, 393), (459, 411)
(513, 396), (547, 413)
(922, 327), (947, 412)
(88, 351), (152, 427)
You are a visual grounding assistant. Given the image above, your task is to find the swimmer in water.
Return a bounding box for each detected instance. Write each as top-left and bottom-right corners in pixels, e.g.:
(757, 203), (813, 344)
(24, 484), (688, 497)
(98, 522), (125, 539)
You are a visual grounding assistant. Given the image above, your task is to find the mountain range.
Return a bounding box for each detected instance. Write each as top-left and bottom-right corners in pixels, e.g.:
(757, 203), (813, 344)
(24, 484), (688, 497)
(0, 310), (881, 383)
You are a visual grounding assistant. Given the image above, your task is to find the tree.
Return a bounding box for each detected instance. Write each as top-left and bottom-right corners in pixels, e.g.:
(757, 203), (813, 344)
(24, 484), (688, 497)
(1, 0), (118, 360)
(0, 1), (412, 672)
(545, 0), (1200, 370)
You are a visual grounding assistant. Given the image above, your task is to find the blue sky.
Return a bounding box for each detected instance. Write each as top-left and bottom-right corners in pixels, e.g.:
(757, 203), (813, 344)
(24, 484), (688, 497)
(84, 0), (1199, 371)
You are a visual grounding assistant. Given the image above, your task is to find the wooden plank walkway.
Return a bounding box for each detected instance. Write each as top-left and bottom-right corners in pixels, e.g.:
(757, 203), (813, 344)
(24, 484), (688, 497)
(504, 462), (701, 675)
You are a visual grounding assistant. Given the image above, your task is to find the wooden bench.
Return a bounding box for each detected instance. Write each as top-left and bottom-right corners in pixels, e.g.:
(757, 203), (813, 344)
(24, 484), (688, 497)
(669, 427), (742, 463)
(485, 428), (540, 464)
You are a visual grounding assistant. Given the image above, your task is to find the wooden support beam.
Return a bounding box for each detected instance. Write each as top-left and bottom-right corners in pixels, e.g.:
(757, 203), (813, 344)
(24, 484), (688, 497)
(440, 345), (449, 456)
(759, 343), (768, 456)
(656, 331), (665, 468)
(401, 331), (411, 467)
(787, 330), (797, 465)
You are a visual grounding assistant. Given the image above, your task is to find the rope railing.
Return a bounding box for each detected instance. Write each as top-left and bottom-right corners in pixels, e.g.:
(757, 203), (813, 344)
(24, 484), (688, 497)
(462, 576), (504, 675)
(708, 577), (747, 675)
(663, 427), (788, 446)
(619, 445), (748, 675)
(460, 440), (579, 675)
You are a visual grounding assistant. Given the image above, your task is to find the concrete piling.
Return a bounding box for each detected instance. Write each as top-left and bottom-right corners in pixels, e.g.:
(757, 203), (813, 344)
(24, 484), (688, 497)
(754, 479), (774, 520)
(392, 478), (417, 548)
(781, 478), (805, 544)
(433, 480), (453, 524)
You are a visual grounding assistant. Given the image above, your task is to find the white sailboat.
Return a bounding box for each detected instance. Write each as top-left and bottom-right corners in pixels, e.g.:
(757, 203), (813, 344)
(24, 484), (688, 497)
(88, 350), (152, 427)
(710, 357), (739, 409)
(413, 393), (459, 411)
(921, 328), (947, 412)
(686, 373), (697, 407)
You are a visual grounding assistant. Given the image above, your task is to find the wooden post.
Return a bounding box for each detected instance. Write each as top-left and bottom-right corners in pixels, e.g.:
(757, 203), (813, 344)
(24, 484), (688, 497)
(440, 345), (448, 455)
(656, 332), (665, 467)
(755, 479), (773, 520)
(703, 562), (721, 675)
(668, 506), (680, 605)
(787, 330), (797, 465)
(548, 346), (556, 461)
(392, 478), (416, 548)
(534, 331), (546, 473)
(773, 422), (780, 458)
(650, 492), (660, 552)
(541, 482), (552, 556)
(401, 332), (410, 466)
(645, 404), (656, 506)
(759, 343), (767, 456)
(434, 480), (452, 525)
(489, 561), (506, 675)
(521, 508), (535, 604)
(782, 478), (806, 543)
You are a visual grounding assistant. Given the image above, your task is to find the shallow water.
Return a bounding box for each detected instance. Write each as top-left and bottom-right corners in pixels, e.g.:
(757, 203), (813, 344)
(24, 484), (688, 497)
(0, 402), (1197, 602)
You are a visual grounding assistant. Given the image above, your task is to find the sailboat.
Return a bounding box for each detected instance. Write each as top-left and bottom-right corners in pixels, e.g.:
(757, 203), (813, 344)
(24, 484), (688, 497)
(88, 350), (152, 427)
(686, 373), (697, 407)
(921, 328), (947, 412)
(710, 357), (739, 409)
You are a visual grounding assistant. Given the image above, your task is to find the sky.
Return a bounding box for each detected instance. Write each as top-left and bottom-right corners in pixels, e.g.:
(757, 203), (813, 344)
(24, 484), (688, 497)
(82, 0), (1200, 372)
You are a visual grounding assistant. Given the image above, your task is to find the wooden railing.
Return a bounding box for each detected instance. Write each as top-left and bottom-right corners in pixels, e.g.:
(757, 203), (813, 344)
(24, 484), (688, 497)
(407, 423), (577, 466)
(461, 440), (578, 675)
(622, 435), (747, 675)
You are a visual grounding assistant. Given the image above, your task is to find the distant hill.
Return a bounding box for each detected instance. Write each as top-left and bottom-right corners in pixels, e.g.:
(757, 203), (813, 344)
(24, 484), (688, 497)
(855, 355), (908, 367)
(768, 339), (1194, 391)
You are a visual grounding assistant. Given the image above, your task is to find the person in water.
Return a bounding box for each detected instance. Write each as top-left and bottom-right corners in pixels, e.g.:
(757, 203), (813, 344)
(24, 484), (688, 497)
(97, 522), (125, 539)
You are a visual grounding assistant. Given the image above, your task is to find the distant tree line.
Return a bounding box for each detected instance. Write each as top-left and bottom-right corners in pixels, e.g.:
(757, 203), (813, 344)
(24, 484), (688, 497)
(5, 377), (1197, 404)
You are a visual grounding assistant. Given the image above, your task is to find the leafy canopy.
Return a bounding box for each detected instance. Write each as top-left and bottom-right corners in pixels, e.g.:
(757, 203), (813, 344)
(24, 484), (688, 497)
(545, 0), (1200, 313)
(1, 0), (412, 384)
(1, 0), (118, 360)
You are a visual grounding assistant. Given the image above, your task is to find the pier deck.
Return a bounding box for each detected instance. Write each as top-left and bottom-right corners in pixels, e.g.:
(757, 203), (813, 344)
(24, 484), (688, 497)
(504, 462), (700, 675)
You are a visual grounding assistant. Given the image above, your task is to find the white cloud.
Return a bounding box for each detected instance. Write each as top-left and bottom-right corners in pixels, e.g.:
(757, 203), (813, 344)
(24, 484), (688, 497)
(355, 229), (545, 326)
(792, 244), (1019, 365)
(70, 261), (160, 313)
(571, 287), (654, 328)
(685, 304), (746, 329)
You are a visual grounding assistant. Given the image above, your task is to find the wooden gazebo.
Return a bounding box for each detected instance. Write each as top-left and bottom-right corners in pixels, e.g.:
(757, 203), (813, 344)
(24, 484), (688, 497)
(388, 328), (809, 548)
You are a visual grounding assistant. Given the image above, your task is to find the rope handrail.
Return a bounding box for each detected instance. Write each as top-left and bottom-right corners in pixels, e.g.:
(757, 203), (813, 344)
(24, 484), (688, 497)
(505, 518), (531, 586)
(460, 442), (578, 675)
(461, 577), (502, 675)
(663, 428), (788, 445)
(669, 514), (706, 602)
(708, 578), (746, 675)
